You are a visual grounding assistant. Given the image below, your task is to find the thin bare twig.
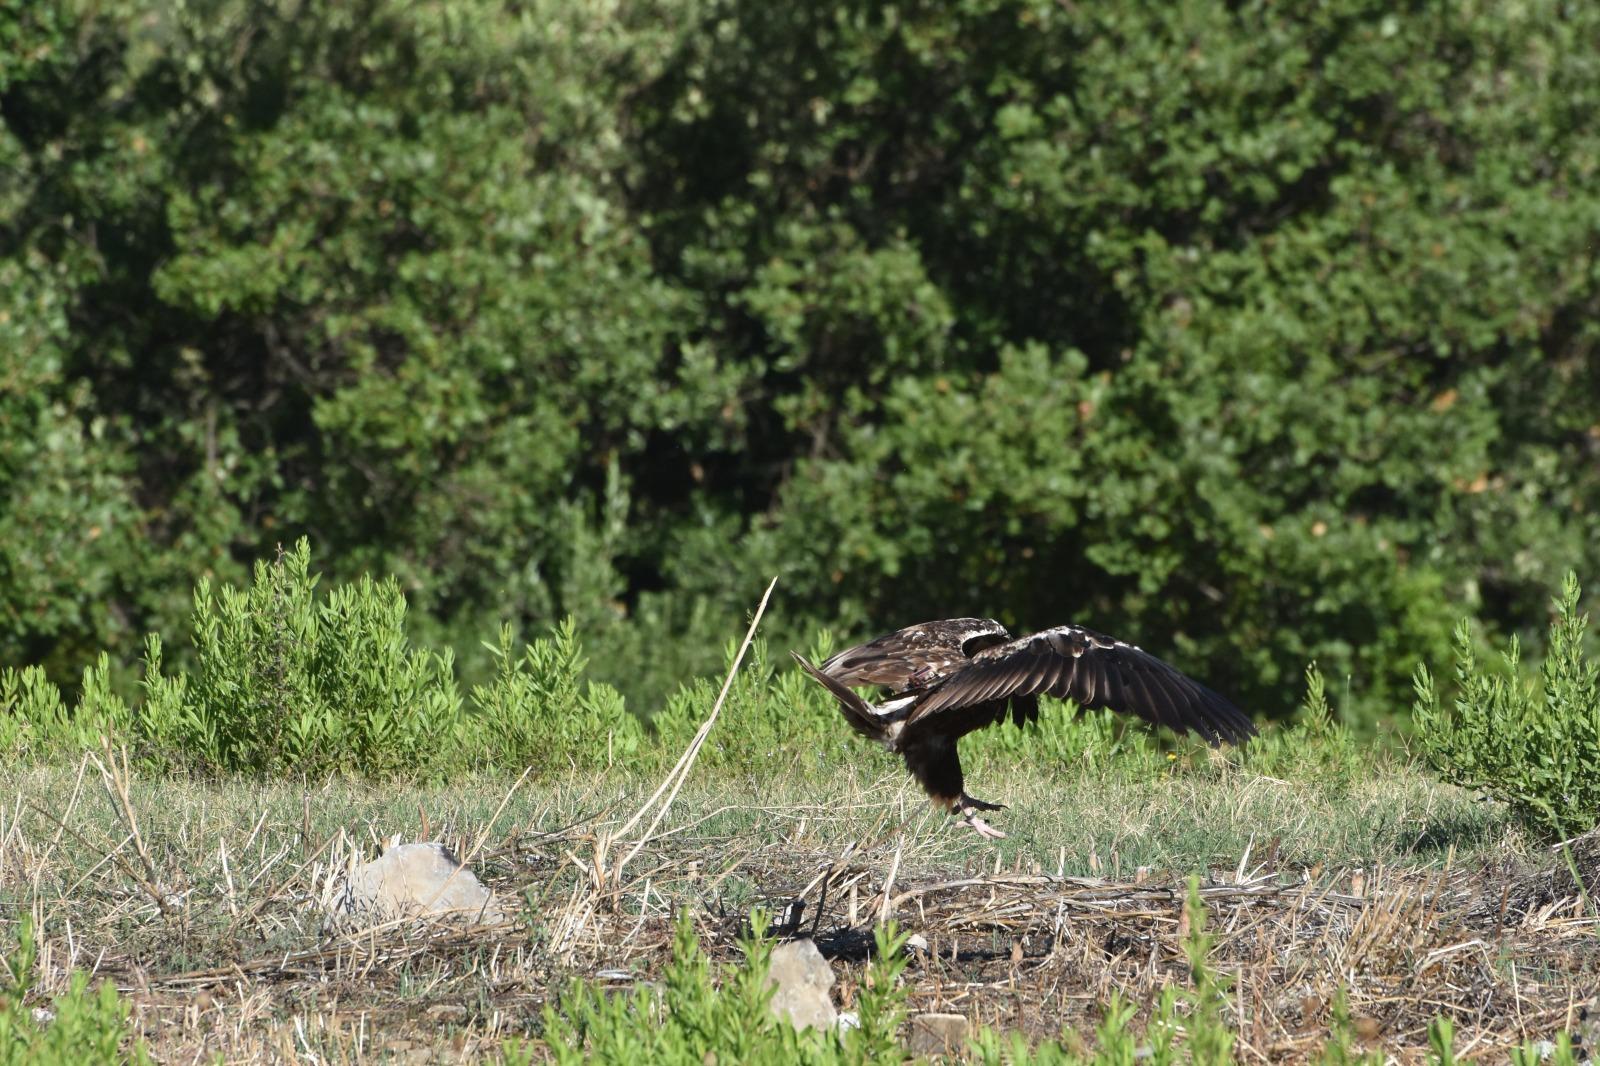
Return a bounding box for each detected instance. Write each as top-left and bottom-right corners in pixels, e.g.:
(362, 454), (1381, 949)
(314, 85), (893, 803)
(610, 576), (778, 885)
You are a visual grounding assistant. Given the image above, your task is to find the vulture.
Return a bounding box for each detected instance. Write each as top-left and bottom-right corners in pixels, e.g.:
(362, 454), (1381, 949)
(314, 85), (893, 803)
(793, 618), (1255, 839)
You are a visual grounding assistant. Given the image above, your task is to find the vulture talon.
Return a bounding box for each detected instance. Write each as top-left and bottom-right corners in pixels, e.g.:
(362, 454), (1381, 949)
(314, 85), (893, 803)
(960, 792), (1006, 812)
(962, 811), (1008, 840)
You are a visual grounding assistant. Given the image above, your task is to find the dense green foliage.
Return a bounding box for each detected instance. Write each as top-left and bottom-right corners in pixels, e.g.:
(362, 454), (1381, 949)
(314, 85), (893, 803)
(1, 917), (149, 1065)
(6, 0), (1600, 724)
(1414, 572), (1600, 839)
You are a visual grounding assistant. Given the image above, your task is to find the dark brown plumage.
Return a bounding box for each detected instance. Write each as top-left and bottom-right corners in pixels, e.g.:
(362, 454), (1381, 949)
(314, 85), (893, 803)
(794, 617), (1255, 838)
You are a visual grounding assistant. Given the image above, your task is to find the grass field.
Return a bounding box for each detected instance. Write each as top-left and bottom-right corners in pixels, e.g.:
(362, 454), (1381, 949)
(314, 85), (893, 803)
(1, 735), (1594, 1062)
(3, 574), (1597, 1061)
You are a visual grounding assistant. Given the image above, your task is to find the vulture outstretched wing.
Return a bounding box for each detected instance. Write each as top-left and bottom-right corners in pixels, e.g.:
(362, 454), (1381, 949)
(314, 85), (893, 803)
(821, 617), (1011, 695)
(907, 625), (1255, 746)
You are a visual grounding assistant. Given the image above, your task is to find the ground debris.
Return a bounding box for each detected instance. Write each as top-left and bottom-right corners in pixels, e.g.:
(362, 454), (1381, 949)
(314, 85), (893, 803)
(1480, 825), (1600, 923)
(114, 835), (1595, 1062)
(6, 765), (1591, 1064)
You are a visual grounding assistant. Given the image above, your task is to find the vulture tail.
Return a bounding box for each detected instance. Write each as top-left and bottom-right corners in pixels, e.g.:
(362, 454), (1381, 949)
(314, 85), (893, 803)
(791, 652), (888, 741)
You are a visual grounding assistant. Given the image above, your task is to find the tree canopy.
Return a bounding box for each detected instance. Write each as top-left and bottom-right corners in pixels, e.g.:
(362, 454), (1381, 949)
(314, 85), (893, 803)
(4, 0), (1598, 724)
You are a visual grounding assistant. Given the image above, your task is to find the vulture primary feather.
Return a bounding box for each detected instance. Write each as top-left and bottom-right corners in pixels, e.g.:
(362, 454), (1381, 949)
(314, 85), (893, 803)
(793, 618), (1255, 838)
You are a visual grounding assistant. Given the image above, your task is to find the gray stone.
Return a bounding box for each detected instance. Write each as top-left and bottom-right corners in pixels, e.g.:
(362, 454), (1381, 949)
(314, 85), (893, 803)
(324, 841), (505, 932)
(765, 939), (837, 1031)
(908, 1013), (969, 1057)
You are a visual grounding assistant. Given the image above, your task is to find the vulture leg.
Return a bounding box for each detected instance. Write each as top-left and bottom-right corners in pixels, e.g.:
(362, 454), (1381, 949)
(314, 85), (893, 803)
(902, 737), (1008, 839)
(901, 736), (963, 809)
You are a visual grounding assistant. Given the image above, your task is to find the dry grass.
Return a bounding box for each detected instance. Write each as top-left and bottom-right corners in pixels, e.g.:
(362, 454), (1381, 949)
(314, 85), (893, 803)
(0, 752), (1592, 1063)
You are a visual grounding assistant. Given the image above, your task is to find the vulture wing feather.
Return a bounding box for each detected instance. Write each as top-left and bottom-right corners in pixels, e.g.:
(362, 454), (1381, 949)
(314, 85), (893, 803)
(907, 625), (1255, 746)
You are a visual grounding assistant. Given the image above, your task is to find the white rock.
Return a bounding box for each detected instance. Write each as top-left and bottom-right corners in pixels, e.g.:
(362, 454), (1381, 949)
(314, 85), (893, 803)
(765, 939), (837, 1031)
(324, 841), (505, 932)
(908, 1013), (969, 1056)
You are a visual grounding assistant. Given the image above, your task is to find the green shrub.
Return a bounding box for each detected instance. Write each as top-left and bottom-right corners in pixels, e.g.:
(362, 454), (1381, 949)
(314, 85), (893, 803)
(1510, 1031), (1579, 1066)
(0, 656), (128, 759)
(0, 916), (150, 1065)
(1237, 663), (1367, 786)
(970, 702), (1163, 779)
(529, 910), (909, 1065)
(470, 619), (641, 773)
(651, 635), (855, 775)
(135, 539), (465, 776)
(1413, 572), (1600, 838)
(0, 667), (67, 758)
(1174, 877), (1234, 1065)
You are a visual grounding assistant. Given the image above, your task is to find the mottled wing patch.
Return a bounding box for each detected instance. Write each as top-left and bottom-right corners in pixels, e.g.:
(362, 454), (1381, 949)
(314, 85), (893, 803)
(820, 617), (1011, 695)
